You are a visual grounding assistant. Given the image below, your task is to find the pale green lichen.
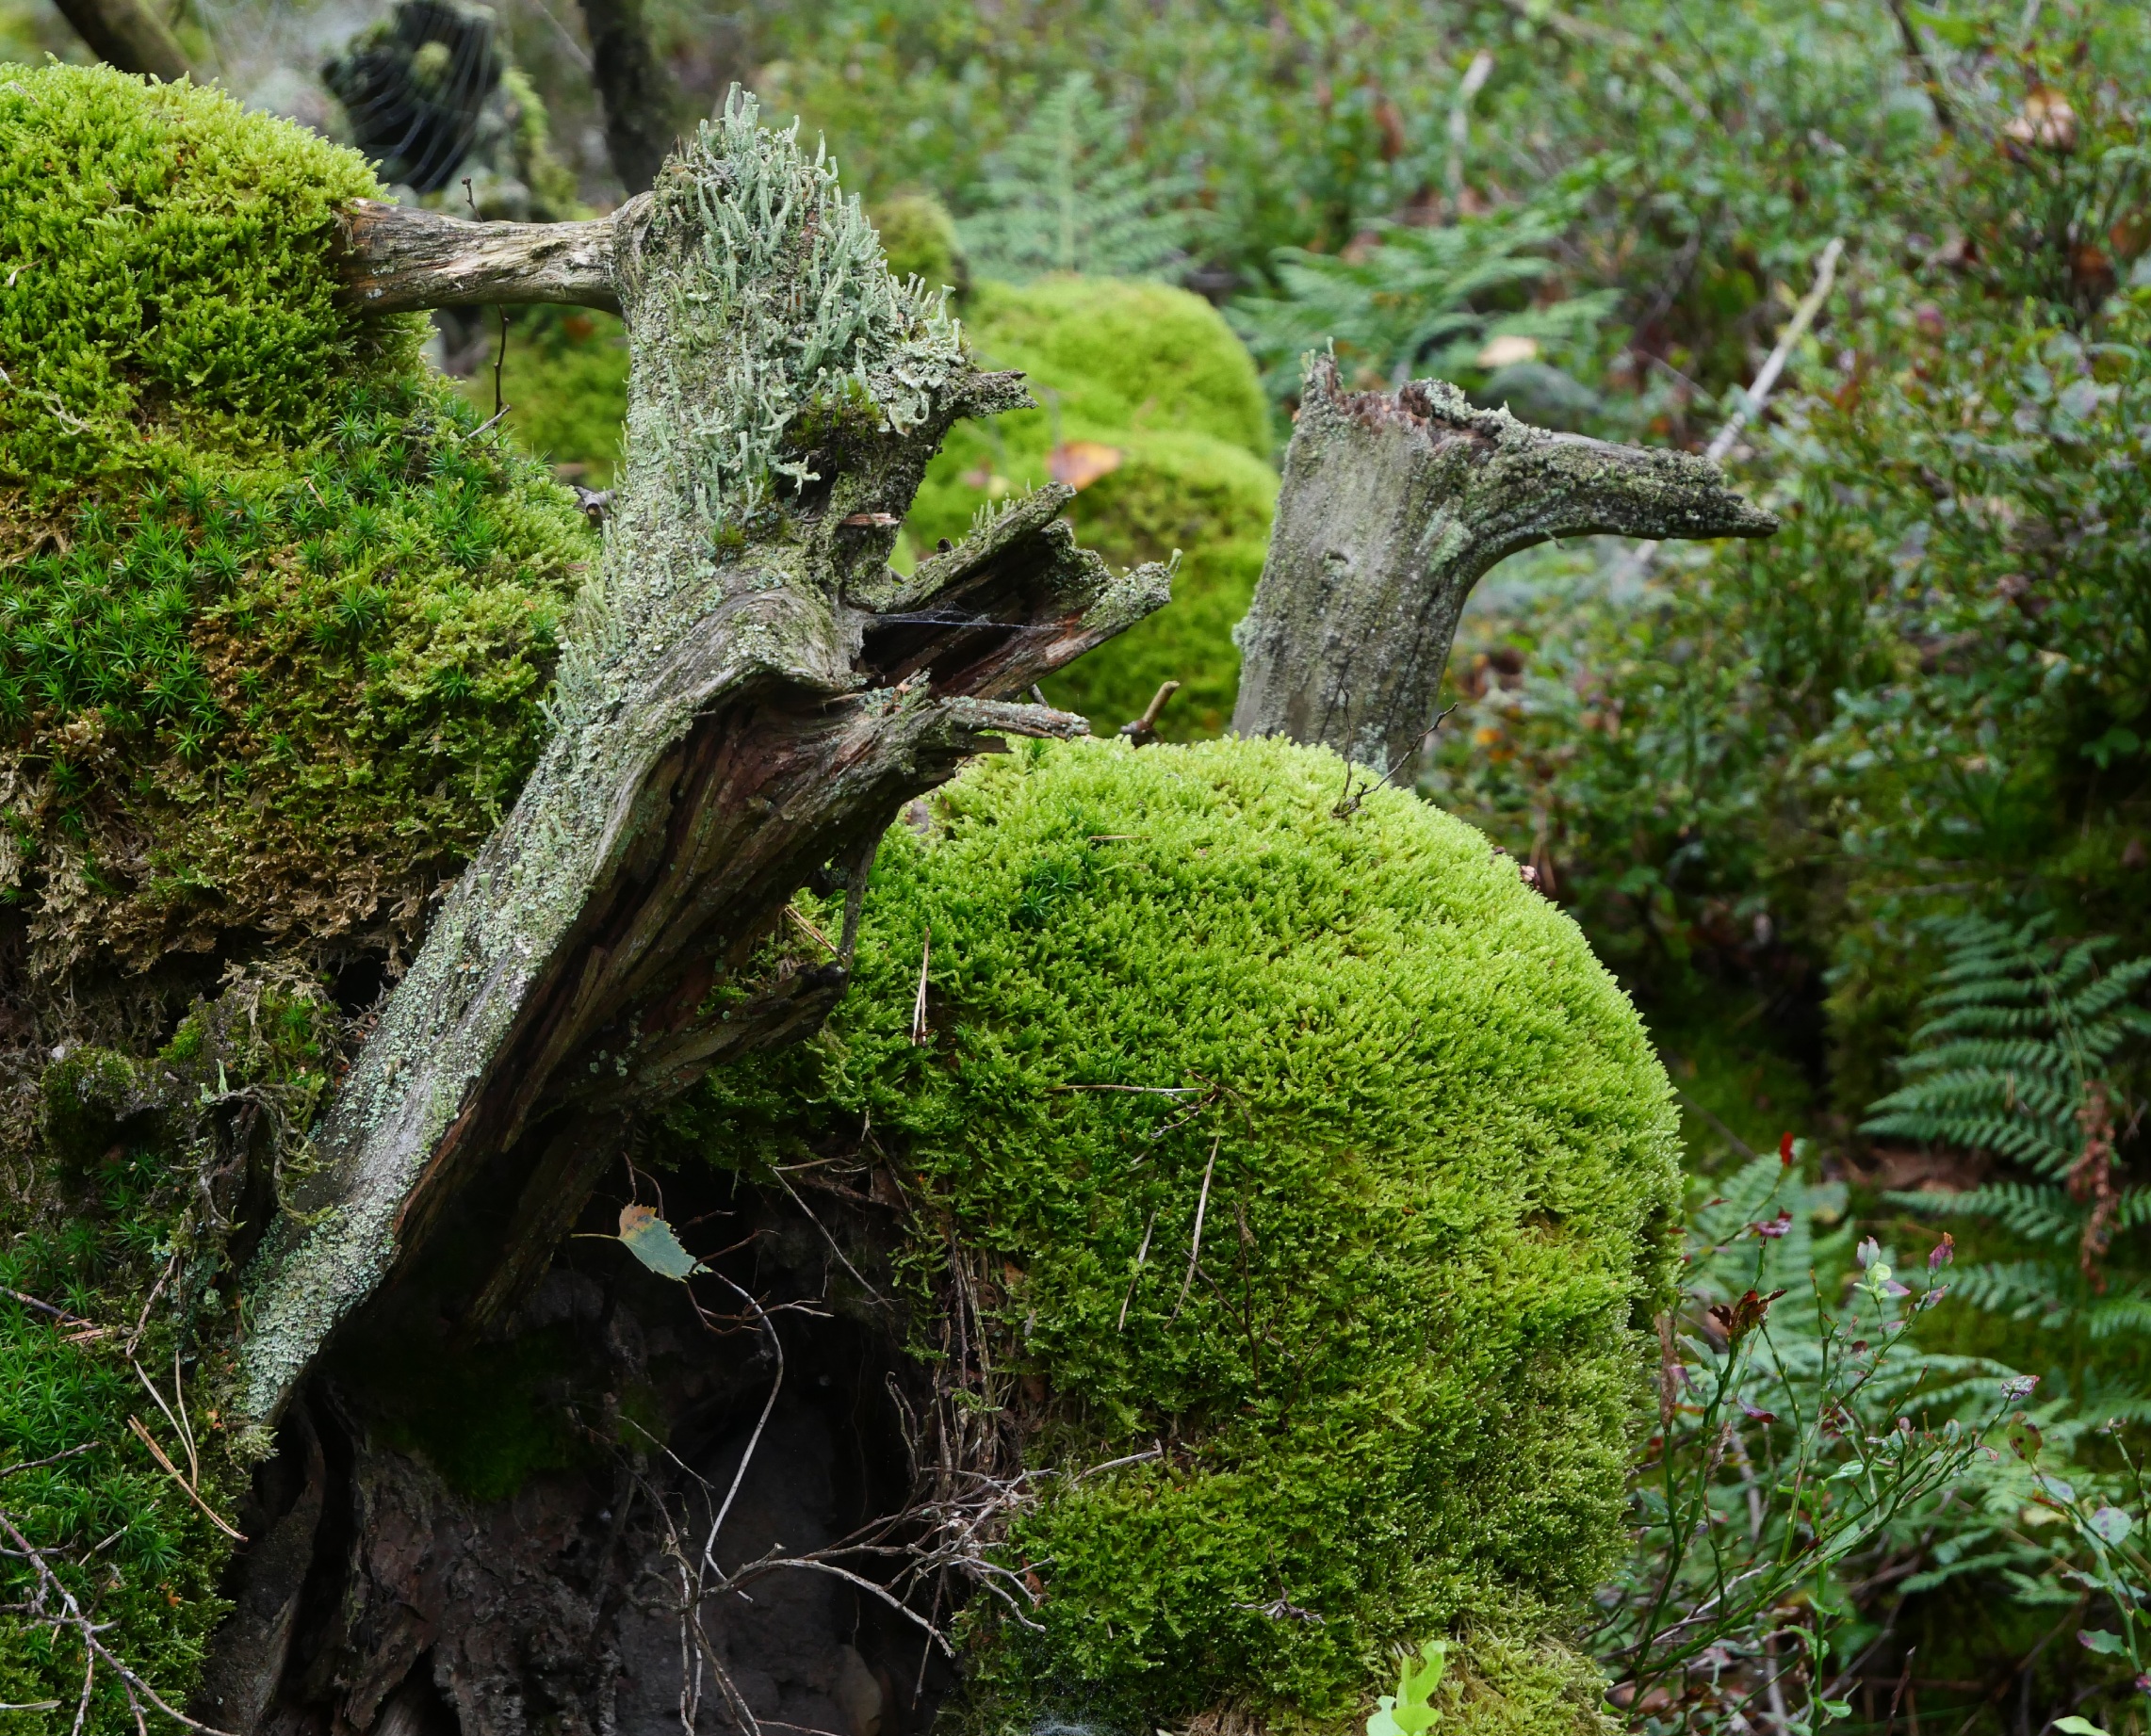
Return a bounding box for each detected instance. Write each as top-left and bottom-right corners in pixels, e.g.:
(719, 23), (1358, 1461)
(688, 734), (1681, 1732)
(234, 92), (1001, 1430)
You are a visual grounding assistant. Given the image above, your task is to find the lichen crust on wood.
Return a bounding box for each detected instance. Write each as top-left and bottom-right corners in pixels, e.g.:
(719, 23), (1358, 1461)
(234, 94), (1171, 1430)
(1231, 353), (1778, 773)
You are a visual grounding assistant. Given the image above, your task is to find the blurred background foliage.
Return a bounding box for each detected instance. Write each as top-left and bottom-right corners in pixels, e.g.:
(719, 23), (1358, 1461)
(13, 0), (2151, 1726)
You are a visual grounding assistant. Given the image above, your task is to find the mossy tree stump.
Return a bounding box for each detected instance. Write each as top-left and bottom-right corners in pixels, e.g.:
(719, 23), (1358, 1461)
(236, 96), (1170, 1434)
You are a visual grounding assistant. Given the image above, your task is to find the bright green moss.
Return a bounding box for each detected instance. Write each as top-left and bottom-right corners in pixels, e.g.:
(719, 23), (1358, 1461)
(0, 65), (595, 974)
(0, 66), (413, 503)
(688, 736), (1679, 1731)
(958, 277), (1273, 458)
(904, 278), (1277, 739)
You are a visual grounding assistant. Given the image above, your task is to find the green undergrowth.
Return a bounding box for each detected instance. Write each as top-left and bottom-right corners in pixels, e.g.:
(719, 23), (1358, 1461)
(684, 736), (1679, 1732)
(0, 64), (595, 976)
(0, 969), (342, 1734)
(459, 305), (631, 487)
(903, 277), (1277, 739)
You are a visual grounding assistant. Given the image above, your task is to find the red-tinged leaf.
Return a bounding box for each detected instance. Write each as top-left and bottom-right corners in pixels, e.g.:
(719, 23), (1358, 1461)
(1779, 1130), (1796, 1165)
(1048, 441), (1123, 491)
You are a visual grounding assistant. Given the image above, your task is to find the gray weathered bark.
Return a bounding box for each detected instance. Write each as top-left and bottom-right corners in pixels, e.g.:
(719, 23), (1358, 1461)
(233, 101), (1168, 1436)
(1230, 356), (1777, 773)
(334, 197), (643, 313)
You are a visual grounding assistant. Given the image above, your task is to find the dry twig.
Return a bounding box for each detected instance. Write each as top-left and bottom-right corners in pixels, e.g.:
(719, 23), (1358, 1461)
(0, 1506), (236, 1735)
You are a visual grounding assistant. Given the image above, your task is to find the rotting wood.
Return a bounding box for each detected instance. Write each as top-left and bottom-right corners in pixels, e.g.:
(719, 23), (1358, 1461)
(233, 98), (1171, 1435)
(576, 0), (693, 194)
(1230, 355), (1776, 775)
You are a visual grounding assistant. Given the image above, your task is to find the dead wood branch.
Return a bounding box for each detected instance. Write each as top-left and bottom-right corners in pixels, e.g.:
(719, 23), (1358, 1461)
(334, 196), (642, 314)
(48, 0), (190, 83)
(236, 104), (1169, 1428)
(575, 0), (693, 194)
(1230, 357), (1775, 772)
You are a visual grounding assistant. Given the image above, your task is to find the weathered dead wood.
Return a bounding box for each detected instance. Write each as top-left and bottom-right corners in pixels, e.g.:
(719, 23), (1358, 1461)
(1230, 356), (1777, 773)
(233, 102), (1169, 1433)
(334, 197), (643, 313)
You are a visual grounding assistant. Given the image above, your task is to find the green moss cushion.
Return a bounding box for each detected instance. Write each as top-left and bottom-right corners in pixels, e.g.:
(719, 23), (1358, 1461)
(0, 66), (593, 975)
(903, 278), (1278, 739)
(690, 736), (1679, 1731)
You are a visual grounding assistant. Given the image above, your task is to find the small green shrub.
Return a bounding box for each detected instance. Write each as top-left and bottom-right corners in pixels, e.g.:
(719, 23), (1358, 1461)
(686, 735), (1681, 1729)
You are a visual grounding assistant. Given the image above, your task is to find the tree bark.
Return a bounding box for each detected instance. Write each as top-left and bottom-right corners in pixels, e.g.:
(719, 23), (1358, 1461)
(49, 0), (190, 82)
(576, 0), (693, 195)
(234, 102), (1169, 1436)
(334, 197), (642, 314)
(1230, 356), (1776, 773)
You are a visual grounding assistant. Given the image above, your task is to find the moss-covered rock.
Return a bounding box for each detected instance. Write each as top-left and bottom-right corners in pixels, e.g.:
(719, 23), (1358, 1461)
(0, 65), (594, 978)
(0, 70), (592, 1728)
(904, 278), (1277, 739)
(687, 735), (1678, 1732)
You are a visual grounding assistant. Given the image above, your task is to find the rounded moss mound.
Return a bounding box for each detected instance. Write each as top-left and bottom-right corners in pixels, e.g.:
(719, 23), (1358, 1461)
(690, 736), (1678, 1733)
(903, 278), (1278, 740)
(0, 65), (593, 976)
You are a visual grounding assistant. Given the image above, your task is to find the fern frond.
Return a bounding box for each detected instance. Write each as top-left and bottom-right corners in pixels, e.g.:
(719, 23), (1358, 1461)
(1946, 1259), (2080, 1322)
(1885, 1182), (2083, 1245)
(2085, 1291), (2151, 1341)
(957, 73), (1198, 283)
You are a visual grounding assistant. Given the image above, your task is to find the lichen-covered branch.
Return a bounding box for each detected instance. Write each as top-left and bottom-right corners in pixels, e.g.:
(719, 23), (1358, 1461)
(235, 99), (1169, 1432)
(1230, 355), (1777, 772)
(334, 196), (643, 313)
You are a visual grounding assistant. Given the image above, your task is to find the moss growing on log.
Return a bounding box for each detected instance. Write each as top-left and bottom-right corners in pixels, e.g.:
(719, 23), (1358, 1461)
(687, 735), (1678, 1732)
(0, 64), (595, 977)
